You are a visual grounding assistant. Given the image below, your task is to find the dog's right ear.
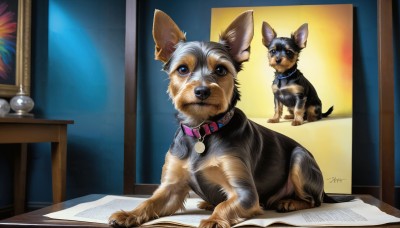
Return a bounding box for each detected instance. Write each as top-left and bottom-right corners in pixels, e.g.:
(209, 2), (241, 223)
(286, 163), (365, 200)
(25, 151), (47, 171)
(261, 21), (277, 48)
(152, 10), (186, 62)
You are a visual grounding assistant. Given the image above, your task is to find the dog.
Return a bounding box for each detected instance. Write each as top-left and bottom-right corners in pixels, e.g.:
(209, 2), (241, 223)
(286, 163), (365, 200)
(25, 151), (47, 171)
(262, 22), (333, 126)
(109, 10), (330, 228)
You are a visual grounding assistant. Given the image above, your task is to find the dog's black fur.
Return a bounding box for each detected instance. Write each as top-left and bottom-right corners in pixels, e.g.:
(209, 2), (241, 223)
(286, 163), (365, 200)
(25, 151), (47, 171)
(262, 22), (333, 126)
(109, 10), (340, 228)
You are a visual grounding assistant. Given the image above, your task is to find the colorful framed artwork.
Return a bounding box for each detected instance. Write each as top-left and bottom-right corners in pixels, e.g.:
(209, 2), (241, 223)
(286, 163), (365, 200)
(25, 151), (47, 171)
(0, 0), (31, 97)
(210, 4), (353, 194)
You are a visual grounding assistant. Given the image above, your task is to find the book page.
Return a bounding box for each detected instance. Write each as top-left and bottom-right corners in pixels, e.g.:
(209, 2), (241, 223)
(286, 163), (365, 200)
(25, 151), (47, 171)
(44, 195), (400, 227)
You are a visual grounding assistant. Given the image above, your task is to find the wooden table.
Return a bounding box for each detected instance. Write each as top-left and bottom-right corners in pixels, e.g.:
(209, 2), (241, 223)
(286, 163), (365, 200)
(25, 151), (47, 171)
(0, 194), (399, 227)
(0, 118), (74, 215)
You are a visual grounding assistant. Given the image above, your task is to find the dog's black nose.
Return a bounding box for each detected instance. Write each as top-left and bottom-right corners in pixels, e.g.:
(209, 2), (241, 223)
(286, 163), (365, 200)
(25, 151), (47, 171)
(194, 86), (211, 100)
(275, 58), (282, 64)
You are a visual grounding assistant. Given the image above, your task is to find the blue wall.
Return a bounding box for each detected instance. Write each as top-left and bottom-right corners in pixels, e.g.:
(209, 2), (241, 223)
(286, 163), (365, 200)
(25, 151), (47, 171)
(0, 0), (399, 213)
(0, 0), (125, 210)
(30, 0), (126, 204)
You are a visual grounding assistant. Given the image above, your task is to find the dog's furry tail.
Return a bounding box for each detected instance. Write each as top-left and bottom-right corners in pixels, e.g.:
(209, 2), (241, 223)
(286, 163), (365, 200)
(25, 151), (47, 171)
(323, 193), (355, 203)
(321, 106), (334, 118)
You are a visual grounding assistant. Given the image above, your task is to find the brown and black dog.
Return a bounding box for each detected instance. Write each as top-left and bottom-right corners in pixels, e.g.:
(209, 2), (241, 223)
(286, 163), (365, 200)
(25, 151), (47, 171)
(262, 22), (333, 126)
(109, 10), (332, 228)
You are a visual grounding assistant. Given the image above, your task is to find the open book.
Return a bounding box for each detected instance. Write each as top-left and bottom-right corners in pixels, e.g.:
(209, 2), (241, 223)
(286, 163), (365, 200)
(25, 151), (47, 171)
(45, 195), (400, 227)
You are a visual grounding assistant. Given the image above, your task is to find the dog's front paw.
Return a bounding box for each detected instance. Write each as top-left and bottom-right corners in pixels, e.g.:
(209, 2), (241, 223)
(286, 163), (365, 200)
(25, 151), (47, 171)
(109, 210), (148, 227)
(291, 120), (303, 126)
(267, 118), (280, 123)
(199, 218), (230, 228)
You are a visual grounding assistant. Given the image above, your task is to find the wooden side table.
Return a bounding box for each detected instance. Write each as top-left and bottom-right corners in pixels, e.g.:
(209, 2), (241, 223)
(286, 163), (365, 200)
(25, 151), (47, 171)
(0, 118), (74, 215)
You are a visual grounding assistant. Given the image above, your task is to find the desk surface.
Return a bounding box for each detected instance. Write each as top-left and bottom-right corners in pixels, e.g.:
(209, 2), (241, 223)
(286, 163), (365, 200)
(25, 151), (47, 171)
(0, 117), (74, 143)
(0, 117), (74, 125)
(0, 194), (399, 227)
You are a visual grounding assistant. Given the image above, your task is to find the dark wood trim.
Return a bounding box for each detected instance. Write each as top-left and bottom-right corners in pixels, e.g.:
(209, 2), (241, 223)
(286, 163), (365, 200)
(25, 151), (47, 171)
(0, 118), (73, 125)
(134, 184), (159, 195)
(0, 205), (13, 220)
(352, 186), (380, 199)
(124, 0), (138, 194)
(378, 0), (395, 206)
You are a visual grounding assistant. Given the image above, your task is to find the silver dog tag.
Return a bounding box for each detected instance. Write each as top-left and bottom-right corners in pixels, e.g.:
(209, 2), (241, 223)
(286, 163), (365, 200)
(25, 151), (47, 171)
(194, 141), (206, 154)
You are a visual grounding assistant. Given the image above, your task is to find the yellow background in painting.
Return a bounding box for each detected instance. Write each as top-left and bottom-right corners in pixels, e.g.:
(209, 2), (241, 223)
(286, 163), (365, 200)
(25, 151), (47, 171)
(210, 5), (353, 194)
(210, 5), (352, 118)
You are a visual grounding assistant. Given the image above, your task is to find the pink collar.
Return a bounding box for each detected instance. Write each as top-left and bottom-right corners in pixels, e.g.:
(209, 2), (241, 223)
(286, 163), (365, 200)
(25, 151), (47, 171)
(181, 109), (235, 139)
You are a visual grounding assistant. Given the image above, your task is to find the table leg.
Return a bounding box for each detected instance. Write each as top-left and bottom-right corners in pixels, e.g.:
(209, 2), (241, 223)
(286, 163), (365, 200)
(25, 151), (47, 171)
(14, 143), (27, 215)
(51, 127), (67, 203)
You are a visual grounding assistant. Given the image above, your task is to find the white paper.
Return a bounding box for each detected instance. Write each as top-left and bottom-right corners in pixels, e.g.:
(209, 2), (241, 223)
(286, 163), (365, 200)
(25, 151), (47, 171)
(44, 195), (400, 227)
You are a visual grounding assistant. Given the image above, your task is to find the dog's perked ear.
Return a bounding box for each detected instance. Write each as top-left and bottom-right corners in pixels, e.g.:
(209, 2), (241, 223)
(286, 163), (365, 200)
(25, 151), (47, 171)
(261, 21), (277, 48)
(219, 10), (254, 63)
(152, 9), (186, 62)
(292, 23), (308, 49)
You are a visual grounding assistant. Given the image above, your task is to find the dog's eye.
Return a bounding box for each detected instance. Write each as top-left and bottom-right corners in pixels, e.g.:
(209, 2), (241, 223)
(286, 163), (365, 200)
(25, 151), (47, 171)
(269, 49), (276, 55)
(285, 50), (294, 56)
(177, 65), (190, 76)
(215, 65), (227, 77)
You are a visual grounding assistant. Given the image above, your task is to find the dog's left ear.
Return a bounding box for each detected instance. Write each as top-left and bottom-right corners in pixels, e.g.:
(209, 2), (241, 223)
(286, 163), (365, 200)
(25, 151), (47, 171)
(219, 10), (254, 63)
(292, 23), (308, 49)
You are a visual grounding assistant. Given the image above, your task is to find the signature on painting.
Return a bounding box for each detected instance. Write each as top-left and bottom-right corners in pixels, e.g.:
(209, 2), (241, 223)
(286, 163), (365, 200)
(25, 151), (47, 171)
(327, 177), (346, 184)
